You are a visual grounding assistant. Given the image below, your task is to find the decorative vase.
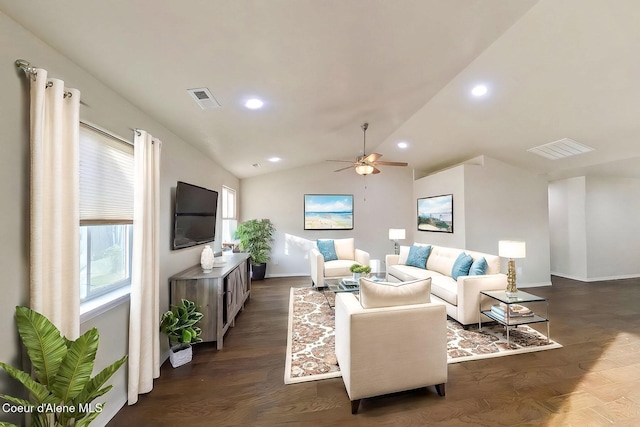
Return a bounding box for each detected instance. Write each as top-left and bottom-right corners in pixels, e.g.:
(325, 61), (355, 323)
(201, 245), (214, 271)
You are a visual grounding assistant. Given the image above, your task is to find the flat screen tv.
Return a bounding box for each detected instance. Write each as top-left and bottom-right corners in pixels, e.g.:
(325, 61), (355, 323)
(172, 181), (219, 250)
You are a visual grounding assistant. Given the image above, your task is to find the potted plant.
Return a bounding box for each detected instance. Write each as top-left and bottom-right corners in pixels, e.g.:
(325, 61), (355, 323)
(234, 218), (276, 280)
(350, 263), (372, 280)
(160, 299), (203, 368)
(0, 306), (127, 427)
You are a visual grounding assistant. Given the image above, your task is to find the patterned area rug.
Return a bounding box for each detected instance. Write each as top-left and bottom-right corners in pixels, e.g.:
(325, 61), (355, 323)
(284, 287), (562, 384)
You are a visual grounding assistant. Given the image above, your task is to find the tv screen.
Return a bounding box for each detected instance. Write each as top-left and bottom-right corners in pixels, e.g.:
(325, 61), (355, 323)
(172, 181), (219, 250)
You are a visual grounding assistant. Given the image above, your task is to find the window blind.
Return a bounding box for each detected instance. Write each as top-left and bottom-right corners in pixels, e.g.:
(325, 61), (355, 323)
(79, 123), (134, 225)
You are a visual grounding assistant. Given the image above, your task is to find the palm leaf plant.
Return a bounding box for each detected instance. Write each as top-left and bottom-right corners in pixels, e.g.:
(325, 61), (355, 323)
(234, 219), (275, 265)
(0, 306), (127, 427)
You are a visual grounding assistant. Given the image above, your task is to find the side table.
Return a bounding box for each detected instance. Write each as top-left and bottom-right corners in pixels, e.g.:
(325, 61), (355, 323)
(479, 290), (550, 347)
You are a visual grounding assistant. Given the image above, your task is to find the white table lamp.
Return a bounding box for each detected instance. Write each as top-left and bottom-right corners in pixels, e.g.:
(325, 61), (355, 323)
(498, 240), (526, 296)
(389, 228), (406, 255)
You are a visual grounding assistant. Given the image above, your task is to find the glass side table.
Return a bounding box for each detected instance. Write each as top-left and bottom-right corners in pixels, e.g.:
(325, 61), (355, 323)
(479, 290), (550, 347)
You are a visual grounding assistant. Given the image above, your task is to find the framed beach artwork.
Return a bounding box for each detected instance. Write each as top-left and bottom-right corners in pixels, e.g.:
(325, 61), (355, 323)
(417, 194), (453, 233)
(304, 194), (354, 230)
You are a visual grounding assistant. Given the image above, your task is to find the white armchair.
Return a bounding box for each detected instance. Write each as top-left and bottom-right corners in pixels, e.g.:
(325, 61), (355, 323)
(309, 238), (370, 288)
(334, 278), (448, 414)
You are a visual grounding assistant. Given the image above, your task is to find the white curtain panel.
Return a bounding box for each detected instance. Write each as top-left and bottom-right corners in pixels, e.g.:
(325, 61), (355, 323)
(128, 130), (162, 405)
(29, 68), (81, 339)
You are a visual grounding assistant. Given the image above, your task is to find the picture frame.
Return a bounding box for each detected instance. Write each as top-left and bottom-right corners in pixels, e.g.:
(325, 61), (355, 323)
(304, 194), (354, 230)
(417, 194), (453, 233)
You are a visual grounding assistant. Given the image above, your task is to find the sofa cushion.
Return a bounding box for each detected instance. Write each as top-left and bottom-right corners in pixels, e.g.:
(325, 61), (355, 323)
(406, 245), (431, 269)
(333, 238), (355, 260)
(451, 252), (473, 280)
(426, 245), (463, 276)
(466, 250), (501, 274)
(324, 259), (358, 278)
(430, 275), (458, 306)
(359, 277), (431, 309)
(387, 264), (438, 282)
(469, 257), (488, 275)
(317, 239), (338, 261)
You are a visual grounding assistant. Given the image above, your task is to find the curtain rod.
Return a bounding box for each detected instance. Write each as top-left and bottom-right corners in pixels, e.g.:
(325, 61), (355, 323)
(15, 59), (37, 79)
(18, 59), (142, 140)
(80, 121), (134, 147)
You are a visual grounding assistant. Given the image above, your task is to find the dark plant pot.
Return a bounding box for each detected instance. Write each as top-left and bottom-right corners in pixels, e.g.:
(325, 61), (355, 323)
(251, 263), (267, 280)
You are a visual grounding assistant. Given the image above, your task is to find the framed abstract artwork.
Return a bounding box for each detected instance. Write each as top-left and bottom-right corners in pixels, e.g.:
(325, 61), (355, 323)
(304, 194), (354, 230)
(417, 194), (453, 233)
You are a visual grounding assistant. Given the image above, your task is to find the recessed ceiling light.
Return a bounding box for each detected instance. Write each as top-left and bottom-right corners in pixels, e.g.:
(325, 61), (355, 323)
(268, 157), (281, 162)
(397, 141), (408, 149)
(245, 98), (264, 109)
(471, 84), (488, 97)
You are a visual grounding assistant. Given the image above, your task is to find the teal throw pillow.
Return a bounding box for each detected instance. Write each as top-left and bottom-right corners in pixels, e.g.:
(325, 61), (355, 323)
(451, 252), (473, 280)
(405, 245), (431, 269)
(469, 257), (488, 275)
(317, 239), (338, 261)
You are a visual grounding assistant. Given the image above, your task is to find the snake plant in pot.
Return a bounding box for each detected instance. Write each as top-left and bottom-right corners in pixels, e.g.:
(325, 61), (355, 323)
(234, 218), (275, 280)
(0, 306), (127, 427)
(160, 299), (203, 368)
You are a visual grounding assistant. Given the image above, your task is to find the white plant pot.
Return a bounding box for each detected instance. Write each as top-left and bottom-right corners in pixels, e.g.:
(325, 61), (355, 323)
(169, 344), (192, 368)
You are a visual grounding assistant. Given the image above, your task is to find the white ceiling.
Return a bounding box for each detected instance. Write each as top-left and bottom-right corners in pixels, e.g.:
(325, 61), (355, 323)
(2, 0), (639, 179)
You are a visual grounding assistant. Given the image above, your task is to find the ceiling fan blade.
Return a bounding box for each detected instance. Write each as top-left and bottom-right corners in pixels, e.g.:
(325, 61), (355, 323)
(371, 161), (409, 167)
(326, 159), (356, 163)
(371, 166), (381, 174)
(333, 165), (355, 172)
(363, 153), (382, 163)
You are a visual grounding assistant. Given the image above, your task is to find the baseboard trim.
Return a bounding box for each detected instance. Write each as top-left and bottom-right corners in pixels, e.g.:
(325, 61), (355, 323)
(518, 282), (553, 288)
(551, 272), (640, 282)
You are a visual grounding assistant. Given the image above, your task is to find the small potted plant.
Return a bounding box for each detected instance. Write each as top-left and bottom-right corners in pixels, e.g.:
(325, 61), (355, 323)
(160, 299), (203, 368)
(235, 218), (276, 280)
(350, 263), (372, 281)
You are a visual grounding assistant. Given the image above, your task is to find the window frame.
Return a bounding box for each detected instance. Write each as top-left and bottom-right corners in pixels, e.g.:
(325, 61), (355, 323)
(78, 121), (134, 315)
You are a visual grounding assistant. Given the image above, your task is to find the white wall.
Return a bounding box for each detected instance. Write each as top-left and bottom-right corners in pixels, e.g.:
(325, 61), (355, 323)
(549, 175), (640, 281)
(413, 165), (467, 249)
(548, 177), (588, 279)
(586, 176), (640, 280)
(240, 161), (415, 276)
(413, 156), (551, 287)
(0, 13), (238, 426)
(465, 157), (551, 286)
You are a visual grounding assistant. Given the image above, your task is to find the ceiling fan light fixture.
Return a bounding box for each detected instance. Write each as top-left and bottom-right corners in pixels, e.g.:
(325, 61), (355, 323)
(355, 164), (374, 175)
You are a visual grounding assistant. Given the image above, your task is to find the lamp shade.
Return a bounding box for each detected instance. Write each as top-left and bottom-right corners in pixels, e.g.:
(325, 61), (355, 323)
(388, 228), (406, 240)
(355, 164), (374, 175)
(499, 240), (526, 258)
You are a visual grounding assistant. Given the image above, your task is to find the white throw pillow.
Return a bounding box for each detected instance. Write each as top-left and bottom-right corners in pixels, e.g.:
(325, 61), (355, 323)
(359, 277), (432, 309)
(398, 245), (411, 264)
(333, 238), (355, 260)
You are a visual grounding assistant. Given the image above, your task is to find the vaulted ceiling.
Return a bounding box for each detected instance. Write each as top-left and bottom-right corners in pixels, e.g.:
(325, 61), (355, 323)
(2, 0), (639, 179)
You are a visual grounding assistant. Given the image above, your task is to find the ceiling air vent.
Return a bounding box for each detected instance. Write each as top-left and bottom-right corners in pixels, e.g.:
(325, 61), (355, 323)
(527, 138), (594, 160)
(187, 87), (221, 110)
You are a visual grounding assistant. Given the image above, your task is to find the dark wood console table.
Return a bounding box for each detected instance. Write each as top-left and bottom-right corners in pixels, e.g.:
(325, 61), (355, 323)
(169, 253), (251, 349)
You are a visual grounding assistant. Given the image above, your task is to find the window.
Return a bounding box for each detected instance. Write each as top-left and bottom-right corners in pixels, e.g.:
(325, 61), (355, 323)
(80, 224), (132, 301)
(221, 186), (237, 244)
(79, 122), (134, 303)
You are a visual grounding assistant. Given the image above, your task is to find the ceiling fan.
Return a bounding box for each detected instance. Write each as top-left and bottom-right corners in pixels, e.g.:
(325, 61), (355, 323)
(327, 123), (408, 175)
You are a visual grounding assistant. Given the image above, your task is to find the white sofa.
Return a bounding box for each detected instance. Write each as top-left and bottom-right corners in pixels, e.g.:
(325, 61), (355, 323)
(386, 244), (506, 326)
(310, 238), (370, 288)
(335, 278), (447, 414)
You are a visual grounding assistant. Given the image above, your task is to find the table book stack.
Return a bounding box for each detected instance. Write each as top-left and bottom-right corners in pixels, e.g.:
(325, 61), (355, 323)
(490, 303), (534, 321)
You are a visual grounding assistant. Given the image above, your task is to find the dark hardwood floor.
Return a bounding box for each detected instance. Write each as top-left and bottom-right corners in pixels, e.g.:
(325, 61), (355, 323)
(109, 275), (640, 426)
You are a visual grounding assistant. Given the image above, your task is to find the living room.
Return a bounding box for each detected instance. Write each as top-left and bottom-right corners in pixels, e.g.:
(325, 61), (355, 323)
(1, 1), (640, 425)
